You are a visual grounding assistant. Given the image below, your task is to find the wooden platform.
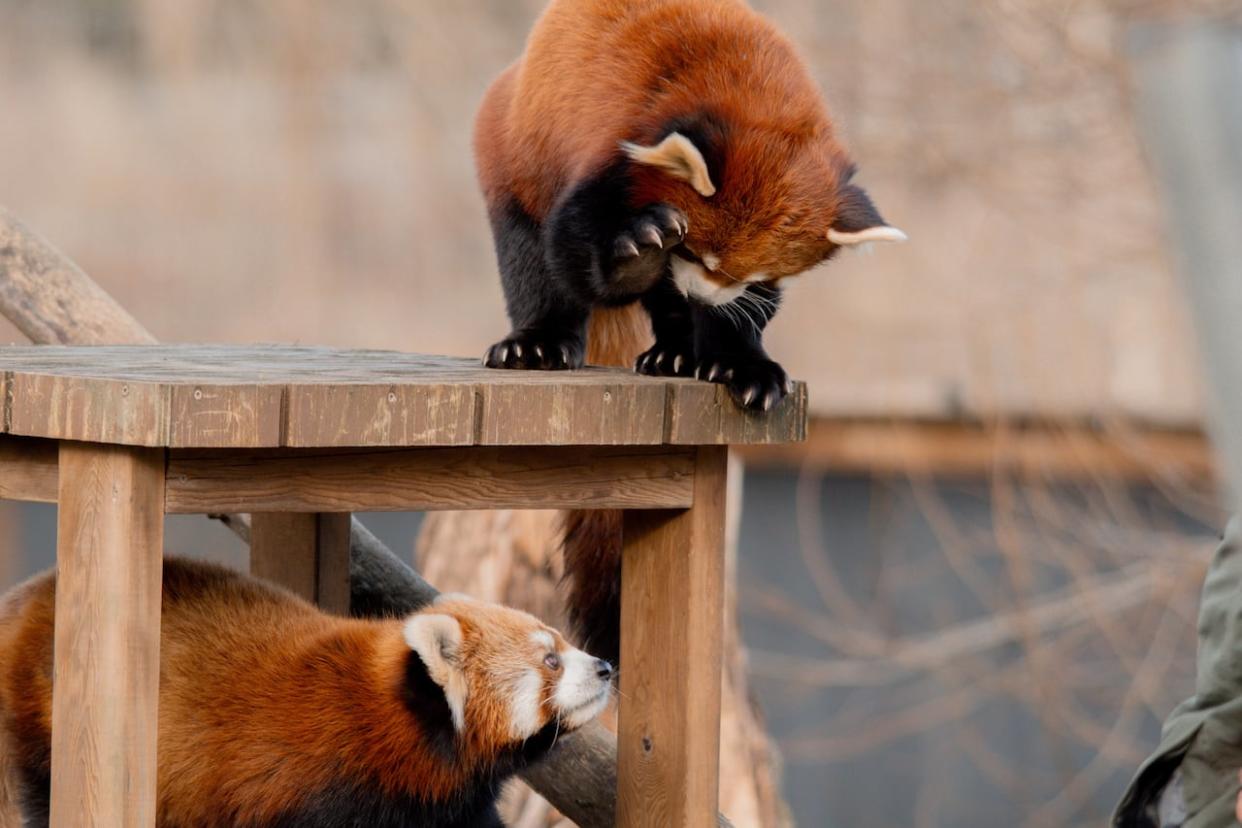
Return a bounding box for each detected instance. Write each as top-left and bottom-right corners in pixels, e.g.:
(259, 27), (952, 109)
(0, 344), (806, 828)
(0, 345), (807, 448)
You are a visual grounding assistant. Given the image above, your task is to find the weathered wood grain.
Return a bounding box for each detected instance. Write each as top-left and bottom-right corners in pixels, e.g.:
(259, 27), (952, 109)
(0, 435), (58, 502)
(285, 383), (475, 448)
(250, 512), (352, 614)
(50, 442), (165, 828)
(250, 513), (319, 601)
(666, 381), (808, 445)
(165, 446), (696, 513)
(8, 374), (169, 446)
(314, 513), (352, 615)
(617, 446), (728, 828)
(478, 381), (667, 445)
(169, 384), (283, 448)
(0, 346), (807, 448)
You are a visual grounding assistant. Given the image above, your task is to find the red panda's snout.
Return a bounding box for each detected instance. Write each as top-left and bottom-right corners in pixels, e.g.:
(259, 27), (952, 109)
(548, 645), (614, 731)
(403, 596), (612, 752)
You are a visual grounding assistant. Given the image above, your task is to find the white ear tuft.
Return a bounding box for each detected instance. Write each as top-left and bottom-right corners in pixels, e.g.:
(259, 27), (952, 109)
(404, 613), (468, 732)
(828, 226), (908, 246)
(621, 132), (717, 197)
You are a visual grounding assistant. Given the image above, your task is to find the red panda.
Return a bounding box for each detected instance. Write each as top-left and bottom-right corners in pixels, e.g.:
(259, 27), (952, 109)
(0, 559), (612, 828)
(474, 0), (905, 663)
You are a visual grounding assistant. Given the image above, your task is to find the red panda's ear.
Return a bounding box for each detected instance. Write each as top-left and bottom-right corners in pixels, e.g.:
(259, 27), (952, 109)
(404, 613), (468, 731)
(621, 133), (717, 197)
(828, 184), (907, 246)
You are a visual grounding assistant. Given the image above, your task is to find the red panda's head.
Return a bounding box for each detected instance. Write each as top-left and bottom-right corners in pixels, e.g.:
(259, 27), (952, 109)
(402, 594), (612, 757)
(624, 114), (905, 307)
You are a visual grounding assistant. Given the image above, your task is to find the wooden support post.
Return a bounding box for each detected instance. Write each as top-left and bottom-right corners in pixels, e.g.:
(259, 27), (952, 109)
(250, 512), (352, 613)
(51, 442), (165, 828)
(617, 446), (727, 828)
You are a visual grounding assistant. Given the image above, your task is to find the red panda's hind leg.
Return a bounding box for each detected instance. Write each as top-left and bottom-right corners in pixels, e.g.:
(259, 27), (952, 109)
(483, 198), (590, 371)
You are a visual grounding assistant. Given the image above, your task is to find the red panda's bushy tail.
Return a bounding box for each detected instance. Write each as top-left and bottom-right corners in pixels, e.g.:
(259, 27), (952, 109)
(559, 305), (651, 664)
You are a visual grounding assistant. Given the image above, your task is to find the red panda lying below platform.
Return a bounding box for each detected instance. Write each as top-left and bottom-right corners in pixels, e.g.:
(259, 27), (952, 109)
(0, 558), (612, 828)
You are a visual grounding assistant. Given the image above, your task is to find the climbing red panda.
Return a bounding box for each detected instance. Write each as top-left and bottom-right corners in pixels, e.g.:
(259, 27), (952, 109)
(0, 559), (612, 828)
(475, 0), (905, 663)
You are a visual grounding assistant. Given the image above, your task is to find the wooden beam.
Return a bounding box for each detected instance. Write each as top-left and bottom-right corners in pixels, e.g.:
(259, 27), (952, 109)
(618, 446), (728, 827)
(165, 446), (696, 514)
(250, 512), (351, 614)
(736, 418), (1215, 481)
(314, 513), (352, 615)
(50, 442), (165, 828)
(0, 435), (58, 503)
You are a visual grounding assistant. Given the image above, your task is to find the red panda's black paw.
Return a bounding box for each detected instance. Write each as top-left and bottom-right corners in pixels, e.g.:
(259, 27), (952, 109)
(483, 331), (585, 371)
(696, 356), (793, 411)
(613, 204), (687, 259)
(609, 204), (688, 295)
(635, 342), (696, 378)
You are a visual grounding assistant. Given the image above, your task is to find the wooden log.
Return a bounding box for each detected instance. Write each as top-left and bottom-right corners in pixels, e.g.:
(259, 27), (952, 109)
(51, 442), (165, 827)
(0, 207), (638, 827)
(618, 447), (728, 827)
(0, 209), (155, 347)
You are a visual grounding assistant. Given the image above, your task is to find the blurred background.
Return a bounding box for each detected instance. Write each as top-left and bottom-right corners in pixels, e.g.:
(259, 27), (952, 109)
(2, 1), (1241, 825)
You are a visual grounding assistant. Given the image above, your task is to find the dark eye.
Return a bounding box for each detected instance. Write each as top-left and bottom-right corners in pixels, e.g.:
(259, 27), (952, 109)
(544, 653), (561, 671)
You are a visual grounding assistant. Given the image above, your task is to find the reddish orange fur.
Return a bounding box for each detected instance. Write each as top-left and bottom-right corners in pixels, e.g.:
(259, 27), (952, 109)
(475, 0), (856, 287)
(478, 0), (858, 661)
(0, 560), (574, 825)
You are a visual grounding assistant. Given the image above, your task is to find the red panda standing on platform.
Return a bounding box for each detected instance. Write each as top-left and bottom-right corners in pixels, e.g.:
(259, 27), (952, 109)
(0, 559), (612, 828)
(475, 0), (905, 662)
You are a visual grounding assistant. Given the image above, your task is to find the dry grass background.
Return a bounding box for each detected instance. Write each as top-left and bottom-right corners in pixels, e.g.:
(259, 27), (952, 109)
(2, 1), (1241, 825)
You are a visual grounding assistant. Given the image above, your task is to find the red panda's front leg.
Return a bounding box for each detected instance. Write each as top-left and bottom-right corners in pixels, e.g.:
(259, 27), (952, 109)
(693, 282), (794, 411)
(635, 277), (697, 378)
(543, 164), (687, 307)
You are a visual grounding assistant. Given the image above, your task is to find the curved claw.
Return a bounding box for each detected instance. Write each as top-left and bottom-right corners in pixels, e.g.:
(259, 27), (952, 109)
(615, 236), (641, 259)
(639, 224), (663, 248)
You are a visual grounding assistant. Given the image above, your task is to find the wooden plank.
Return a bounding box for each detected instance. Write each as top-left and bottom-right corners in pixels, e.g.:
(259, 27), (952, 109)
(478, 382), (666, 445)
(736, 417), (1217, 480)
(285, 384), (475, 447)
(0, 346), (808, 447)
(50, 442), (165, 828)
(165, 446), (696, 513)
(0, 435), (58, 502)
(8, 374), (168, 446)
(168, 384), (283, 448)
(617, 446), (727, 828)
(666, 381), (808, 445)
(250, 512), (354, 614)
